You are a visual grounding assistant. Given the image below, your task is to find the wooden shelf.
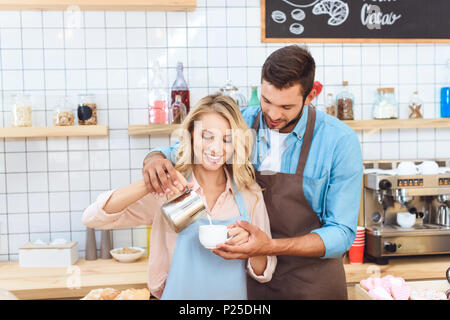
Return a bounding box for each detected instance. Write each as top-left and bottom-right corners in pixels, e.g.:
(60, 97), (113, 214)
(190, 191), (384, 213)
(129, 124), (181, 136)
(0, 0), (196, 11)
(343, 118), (450, 131)
(129, 119), (450, 136)
(0, 125), (109, 138)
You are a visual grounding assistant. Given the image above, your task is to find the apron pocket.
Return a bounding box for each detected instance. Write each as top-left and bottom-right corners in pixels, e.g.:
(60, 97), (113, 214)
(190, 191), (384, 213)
(302, 173), (328, 216)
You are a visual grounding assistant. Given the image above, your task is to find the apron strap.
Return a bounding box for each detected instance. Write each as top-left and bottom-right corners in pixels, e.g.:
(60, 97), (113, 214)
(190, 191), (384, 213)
(295, 106), (316, 176)
(232, 182), (250, 221)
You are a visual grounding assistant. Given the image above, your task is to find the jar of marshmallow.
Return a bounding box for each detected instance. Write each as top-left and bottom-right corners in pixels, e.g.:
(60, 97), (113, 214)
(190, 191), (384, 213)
(372, 88), (398, 120)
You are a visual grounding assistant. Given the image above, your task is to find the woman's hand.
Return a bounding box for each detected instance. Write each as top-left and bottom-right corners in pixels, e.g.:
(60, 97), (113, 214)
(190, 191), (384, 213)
(225, 224), (249, 246)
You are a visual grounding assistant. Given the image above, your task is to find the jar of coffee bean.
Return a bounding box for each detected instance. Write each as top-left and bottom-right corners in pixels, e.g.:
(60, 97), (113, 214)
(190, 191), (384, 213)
(77, 94), (97, 125)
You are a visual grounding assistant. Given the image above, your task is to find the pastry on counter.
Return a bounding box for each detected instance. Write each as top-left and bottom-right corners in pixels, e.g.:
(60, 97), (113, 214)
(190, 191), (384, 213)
(81, 288), (120, 300)
(114, 288), (150, 300)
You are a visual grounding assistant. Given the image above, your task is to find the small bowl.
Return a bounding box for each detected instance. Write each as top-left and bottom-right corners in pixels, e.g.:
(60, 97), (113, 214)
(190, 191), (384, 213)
(110, 247), (144, 263)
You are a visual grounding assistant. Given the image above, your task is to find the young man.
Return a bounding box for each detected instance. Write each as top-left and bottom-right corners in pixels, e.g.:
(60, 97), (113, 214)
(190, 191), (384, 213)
(142, 45), (363, 299)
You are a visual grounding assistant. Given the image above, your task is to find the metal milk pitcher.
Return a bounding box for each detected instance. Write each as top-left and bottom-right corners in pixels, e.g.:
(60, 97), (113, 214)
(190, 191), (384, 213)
(161, 187), (208, 233)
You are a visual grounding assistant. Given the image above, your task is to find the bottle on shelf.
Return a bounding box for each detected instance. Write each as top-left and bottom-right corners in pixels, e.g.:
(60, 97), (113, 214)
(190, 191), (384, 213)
(169, 95), (187, 124)
(148, 61), (169, 124)
(336, 81), (354, 120)
(170, 62), (190, 114)
(248, 86), (260, 107)
(325, 93), (337, 117)
(408, 91), (423, 119)
(441, 59), (450, 118)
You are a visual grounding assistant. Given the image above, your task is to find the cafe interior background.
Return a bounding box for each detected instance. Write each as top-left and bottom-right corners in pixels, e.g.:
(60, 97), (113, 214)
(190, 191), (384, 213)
(0, 0), (449, 266)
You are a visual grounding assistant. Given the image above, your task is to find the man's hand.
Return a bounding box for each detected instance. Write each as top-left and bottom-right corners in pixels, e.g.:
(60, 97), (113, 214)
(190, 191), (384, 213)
(142, 152), (193, 198)
(212, 220), (272, 260)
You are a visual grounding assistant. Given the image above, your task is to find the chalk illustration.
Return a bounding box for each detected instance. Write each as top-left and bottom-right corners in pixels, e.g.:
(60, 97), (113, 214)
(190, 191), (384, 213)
(282, 0), (320, 8)
(291, 9), (306, 21)
(271, 0), (350, 35)
(312, 0), (349, 26)
(290, 23), (305, 35)
(271, 10), (287, 23)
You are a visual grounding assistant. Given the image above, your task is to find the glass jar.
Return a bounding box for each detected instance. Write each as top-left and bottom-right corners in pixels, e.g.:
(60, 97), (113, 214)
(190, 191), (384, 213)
(220, 80), (247, 108)
(53, 96), (75, 126)
(408, 91), (423, 119)
(169, 95), (187, 124)
(325, 93), (337, 117)
(336, 81), (354, 120)
(77, 94), (97, 125)
(11, 94), (32, 127)
(372, 88), (398, 119)
(148, 61), (169, 124)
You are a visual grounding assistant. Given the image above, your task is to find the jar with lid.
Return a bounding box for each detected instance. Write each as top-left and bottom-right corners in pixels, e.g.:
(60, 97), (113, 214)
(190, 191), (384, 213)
(53, 96), (75, 126)
(336, 81), (354, 120)
(408, 91), (423, 119)
(220, 80), (247, 108)
(11, 94), (32, 127)
(325, 93), (337, 117)
(372, 88), (398, 119)
(169, 95), (187, 124)
(77, 94), (97, 125)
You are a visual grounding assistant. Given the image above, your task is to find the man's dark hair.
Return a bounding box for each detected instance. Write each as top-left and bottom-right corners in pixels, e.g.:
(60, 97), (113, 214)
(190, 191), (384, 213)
(261, 45), (316, 101)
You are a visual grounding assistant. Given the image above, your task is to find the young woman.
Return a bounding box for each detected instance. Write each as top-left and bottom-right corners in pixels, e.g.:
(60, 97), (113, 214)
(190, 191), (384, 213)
(82, 93), (276, 300)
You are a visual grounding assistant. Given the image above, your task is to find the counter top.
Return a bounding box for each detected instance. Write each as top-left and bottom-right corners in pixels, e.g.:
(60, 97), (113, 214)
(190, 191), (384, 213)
(0, 257), (149, 300)
(0, 255), (448, 300)
(343, 255), (450, 284)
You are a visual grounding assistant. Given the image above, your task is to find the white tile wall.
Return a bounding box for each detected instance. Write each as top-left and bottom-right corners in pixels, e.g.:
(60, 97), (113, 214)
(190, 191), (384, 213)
(0, 0), (449, 261)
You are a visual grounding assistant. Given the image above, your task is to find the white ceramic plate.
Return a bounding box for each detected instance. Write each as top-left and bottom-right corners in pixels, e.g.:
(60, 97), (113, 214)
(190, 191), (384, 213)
(110, 247), (145, 263)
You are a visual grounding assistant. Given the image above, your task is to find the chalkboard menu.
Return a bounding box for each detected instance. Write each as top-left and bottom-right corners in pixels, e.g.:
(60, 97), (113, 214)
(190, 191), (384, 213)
(262, 0), (450, 43)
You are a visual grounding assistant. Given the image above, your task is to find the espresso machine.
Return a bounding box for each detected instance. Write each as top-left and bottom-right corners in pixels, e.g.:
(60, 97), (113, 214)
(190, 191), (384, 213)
(363, 161), (450, 264)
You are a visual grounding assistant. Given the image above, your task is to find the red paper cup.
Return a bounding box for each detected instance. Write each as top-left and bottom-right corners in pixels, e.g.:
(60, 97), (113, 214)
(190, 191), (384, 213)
(349, 244), (365, 264)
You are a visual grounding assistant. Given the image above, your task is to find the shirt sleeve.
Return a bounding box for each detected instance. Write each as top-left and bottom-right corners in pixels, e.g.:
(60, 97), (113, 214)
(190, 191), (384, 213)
(82, 189), (163, 230)
(310, 132), (363, 259)
(244, 186), (277, 283)
(142, 141), (180, 166)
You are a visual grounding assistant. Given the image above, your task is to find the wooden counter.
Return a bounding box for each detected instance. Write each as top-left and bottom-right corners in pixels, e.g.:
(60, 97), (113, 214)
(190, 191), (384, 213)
(0, 257), (149, 300)
(0, 255), (448, 300)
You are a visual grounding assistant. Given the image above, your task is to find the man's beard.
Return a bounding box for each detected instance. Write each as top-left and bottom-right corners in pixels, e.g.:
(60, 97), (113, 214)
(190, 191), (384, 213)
(265, 102), (305, 132)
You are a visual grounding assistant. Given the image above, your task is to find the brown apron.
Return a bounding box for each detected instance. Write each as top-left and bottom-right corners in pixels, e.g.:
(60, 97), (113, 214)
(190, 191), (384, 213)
(247, 106), (348, 300)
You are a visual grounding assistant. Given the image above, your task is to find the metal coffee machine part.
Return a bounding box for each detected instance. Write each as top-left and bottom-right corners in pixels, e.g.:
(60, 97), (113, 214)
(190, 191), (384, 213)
(363, 161), (450, 264)
(161, 187), (208, 233)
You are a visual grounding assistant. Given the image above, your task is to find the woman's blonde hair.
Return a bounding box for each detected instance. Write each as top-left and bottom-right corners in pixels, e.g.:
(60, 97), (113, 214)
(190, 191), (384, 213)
(174, 93), (257, 196)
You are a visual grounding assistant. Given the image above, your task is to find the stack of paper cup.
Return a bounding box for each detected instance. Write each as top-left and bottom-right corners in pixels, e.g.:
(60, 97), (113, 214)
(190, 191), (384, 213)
(349, 226), (365, 264)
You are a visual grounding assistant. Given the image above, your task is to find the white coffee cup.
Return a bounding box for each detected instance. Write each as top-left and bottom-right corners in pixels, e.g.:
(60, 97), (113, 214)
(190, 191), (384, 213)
(397, 161), (417, 176)
(396, 212), (416, 228)
(198, 225), (231, 249)
(417, 161), (439, 175)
